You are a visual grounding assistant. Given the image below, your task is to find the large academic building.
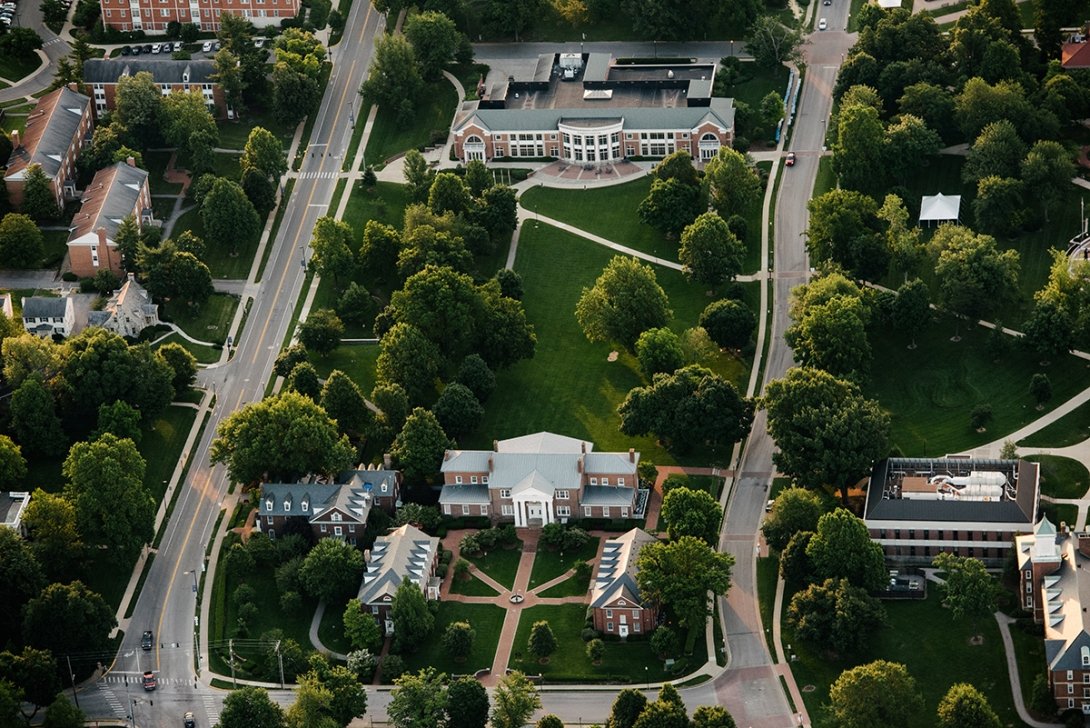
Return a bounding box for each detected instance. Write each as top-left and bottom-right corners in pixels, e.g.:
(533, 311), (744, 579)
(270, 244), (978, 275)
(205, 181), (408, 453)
(98, 0), (297, 32)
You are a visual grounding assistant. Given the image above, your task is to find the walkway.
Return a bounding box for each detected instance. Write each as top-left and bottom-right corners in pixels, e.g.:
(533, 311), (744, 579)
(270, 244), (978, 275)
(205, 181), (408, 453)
(995, 612), (1064, 728)
(309, 601), (349, 661)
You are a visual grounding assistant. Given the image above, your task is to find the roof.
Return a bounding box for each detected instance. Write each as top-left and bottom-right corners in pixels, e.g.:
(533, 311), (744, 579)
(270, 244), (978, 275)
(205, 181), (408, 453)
(21, 296), (69, 319)
(5, 87), (90, 181)
(0, 492), (30, 530)
(1026, 532), (1090, 671)
(342, 468), (400, 498)
(69, 162), (149, 245)
(591, 528), (656, 608)
(919, 193), (961, 222)
(82, 58), (217, 85)
(260, 480), (375, 524)
(356, 524), (439, 605)
(89, 274), (158, 326)
(0, 293), (14, 319)
(438, 484), (491, 505)
(456, 98), (735, 134)
(580, 486), (637, 507)
(864, 457), (1038, 526)
(1062, 40), (1090, 69)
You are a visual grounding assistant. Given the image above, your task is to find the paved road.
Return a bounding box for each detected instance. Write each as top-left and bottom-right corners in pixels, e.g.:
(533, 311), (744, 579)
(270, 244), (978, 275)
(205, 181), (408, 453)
(0, 0), (70, 101)
(74, 2), (382, 725)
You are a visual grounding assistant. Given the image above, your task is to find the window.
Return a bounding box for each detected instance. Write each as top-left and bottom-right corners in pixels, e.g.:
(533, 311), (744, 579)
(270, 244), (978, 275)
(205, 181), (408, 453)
(634, 621), (641, 632)
(462, 504), (470, 516)
(618, 478), (625, 486)
(455, 476), (463, 484)
(283, 500), (290, 511)
(590, 478), (598, 485)
(443, 504), (451, 515)
(482, 475), (489, 484)
(557, 506), (571, 517)
(348, 524), (355, 533)
(1069, 671), (1075, 681)
(584, 506), (592, 517)
(481, 504), (489, 516)
(499, 489), (511, 499)
(161, 8), (168, 15)
(334, 526), (342, 536)
(301, 500), (308, 512)
(331, 513), (341, 522)
(1083, 646), (1090, 667)
(471, 476), (478, 484)
(371, 606), (379, 614)
(320, 525), (327, 533)
(603, 507), (610, 518)
(606, 609), (613, 618)
(266, 516), (273, 526)
(602, 477), (609, 486)
(606, 622), (613, 632)
(1069, 699), (1075, 709)
(502, 504), (514, 516)
(1026, 582), (1032, 593)
(1070, 684), (1075, 695)
(265, 499), (273, 512)
(621, 507), (628, 518)
(556, 490), (569, 500)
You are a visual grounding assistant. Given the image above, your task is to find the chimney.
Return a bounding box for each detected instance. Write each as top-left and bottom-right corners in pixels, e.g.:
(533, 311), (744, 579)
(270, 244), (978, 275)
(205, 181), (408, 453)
(492, 440), (499, 451)
(488, 455), (494, 473)
(67, 82), (78, 93)
(127, 272), (135, 282)
(126, 156), (136, 167)
(96, 226), (107, 248)
(629, 448), (635, 462)
(10, 129), (19, 148)
(577, 456), (584, 473)
(581, 442), (586, 454)
(443, 451), (452, 461)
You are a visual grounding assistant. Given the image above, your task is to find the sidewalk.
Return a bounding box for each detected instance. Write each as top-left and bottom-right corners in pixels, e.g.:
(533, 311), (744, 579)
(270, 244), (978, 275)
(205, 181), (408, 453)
(995, 612), (1064, 728)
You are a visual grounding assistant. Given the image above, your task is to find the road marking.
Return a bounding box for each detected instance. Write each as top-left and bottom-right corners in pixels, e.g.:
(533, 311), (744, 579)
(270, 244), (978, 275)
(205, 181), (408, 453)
(97, 685), (126, 718)
(203, 693), (219, 725)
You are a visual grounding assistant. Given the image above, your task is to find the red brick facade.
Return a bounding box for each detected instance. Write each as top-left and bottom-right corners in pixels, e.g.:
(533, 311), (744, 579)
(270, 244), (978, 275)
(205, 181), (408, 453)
(99, 0), (298, 32)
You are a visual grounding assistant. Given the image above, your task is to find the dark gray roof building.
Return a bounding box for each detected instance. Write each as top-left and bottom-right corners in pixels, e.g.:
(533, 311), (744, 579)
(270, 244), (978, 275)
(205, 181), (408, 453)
(356, 524), (440, 609)
(83, 59), (217, 85)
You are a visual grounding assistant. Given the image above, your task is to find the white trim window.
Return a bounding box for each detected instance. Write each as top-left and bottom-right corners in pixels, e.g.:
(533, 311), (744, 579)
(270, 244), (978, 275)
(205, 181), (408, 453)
(502, 504), (514, 516)
(471, 476), (478, 484)
(462, 504), (470, 515)
(621, 507), (628, 518)
(555, 490), (570, 500)
(605, 609), (613, 618)
(618, 477), (625, 486)
(499, 489), (511, 499)
(584, 506), (592, 517)
(557, 506), (571, 517)
(443, 504), (452, 515)
(590, 477), (598, 485)
(481, 504), (489, 516)
(602, 477), (609, 486)
(483, 475), (489, 484)
(455, 476), (463, 484)
(334, 526), (342, 536)
(602, 507), (610, 518)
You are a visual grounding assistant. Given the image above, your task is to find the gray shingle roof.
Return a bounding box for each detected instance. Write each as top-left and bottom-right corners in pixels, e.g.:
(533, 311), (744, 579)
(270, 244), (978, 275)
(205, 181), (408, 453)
(21, 297), (67, 319)
(456, 97), (735, 134)
(438, 484), (491, 505)
(5, 87), (90, 180)
(82, 59), (217, 85)
(591, 528), (656, 608)
(343, 468), (400, 498)
(580, 486), (637, 508)
(357, 524), (439, 605)
(69, 162), (149, 243)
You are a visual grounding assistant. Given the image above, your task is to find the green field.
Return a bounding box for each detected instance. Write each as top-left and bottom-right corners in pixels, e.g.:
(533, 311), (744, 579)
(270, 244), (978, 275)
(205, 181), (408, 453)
(152, 332), (221, 364)
(218, 109), (297, 150)
(172, 206), (259, 279)
(40, 230), (70, 268)
(365, 78), (458, 165)
(400, 602), (505, 676)
(342, 181), (412, 241)
(718, 62), (791, 112)
(468, 223), (757, 465)
(0, 52), (42, 82)
(463, 541), (523, 590)
(1019, 398), (1090, 447)
(449, 571), (500, 597)
(160, 293), (239, 345)
(1026, 455), (1090, 500)
(307, 343), (380, 393)
(317, 596), (354, 656)
(528, 537), (599, 590)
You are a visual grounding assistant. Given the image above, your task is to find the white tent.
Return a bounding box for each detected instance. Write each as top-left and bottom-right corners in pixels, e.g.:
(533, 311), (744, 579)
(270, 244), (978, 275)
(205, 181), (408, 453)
(919, 193), (961, 226)
(876, 0), (900, 8)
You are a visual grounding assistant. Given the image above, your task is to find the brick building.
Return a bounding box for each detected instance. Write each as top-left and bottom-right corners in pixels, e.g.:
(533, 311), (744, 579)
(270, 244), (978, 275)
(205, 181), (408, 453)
(438, 432), (647, 527)
(451, 53), (734, 165)
(98, 0), (298, 33)
(590, 528), (658, 638)
(4, 86), (93, 209)
(356, 524), (440, 633)
(88, 273), (161, 338)
(83, 59), (229, 119)
(67, 160), (153, 278)
(863, 457), (1040, 565)
(1017, 518), (1090, 717)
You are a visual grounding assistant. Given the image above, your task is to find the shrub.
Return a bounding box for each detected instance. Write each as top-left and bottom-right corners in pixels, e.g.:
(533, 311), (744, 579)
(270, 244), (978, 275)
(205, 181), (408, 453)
(586, 638), (605, 663)
(435, 562), (448, 579)
(232, 583), (256, 607)
(381, 654), (405, 682)
(580, 627), (600, 642)
(497, 523), (518, 547)
(662, 473), (690, 494)
(574, 560), (591, 581)
(651, 626), (679, 658)
(279, 590), (302, 615)
(454, 559), (470, 579)
(459, 532), (483, 557)
(346, 649), (377, 682)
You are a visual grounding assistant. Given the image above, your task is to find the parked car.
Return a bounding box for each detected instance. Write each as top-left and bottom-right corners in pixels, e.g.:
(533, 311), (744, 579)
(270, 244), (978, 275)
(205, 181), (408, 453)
(141, 630), (153, 650)
(785, 152), (796, 167)
(818, 17), (828, 29)
(213, 40), (221, 50)
(765, 499), (775, 512)
(120, 45), (132, 55)
(823, 0), (831, 5)
(183, 712), (196, 728)
(142, 44), (152, 53)
(142, 671), (157, 691)
(131, 45), (142, 55)
(173, 41), (183, 51)
(201, 40), (212, 52)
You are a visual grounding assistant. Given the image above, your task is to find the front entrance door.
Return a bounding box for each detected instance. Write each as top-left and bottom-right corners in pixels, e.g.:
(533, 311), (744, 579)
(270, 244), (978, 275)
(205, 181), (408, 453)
(619, 624), (629, 637)
(527, 503), (543, 523)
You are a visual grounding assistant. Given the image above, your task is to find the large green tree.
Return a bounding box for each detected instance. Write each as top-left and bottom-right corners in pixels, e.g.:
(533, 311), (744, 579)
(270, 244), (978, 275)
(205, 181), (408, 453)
(806, 508), (886, 591)
(661, 486), (722, 545)
(0, 527), (45, 634)
(309, 216), (356, 288)
(937, 683), (1002, 728)
(678, 212), (746, 288)
(271, 29), (326, 125)
(219, 687), (285, 728)
(1021, 139), (1075, 221)
(576, 256), (672, 350)
(60, 329), (174, 421)
(388, 668), (448, 728)
(360, 35), (423, 124)
(446, 676), (490, 728)
(404, 10), (461, 80)
(491, 671), (542, 728)
(162, 90), (219, 162)
(21, 165), (60, 221)
(931, 225), (1020, 320)
(635, 535), (734, 628)
(805, 189), (887, 280)
(9, 374), (65, 457)
(704, 147), (762, 219)
(391, 408), (452, 483)
(0, 435), (26, 488)
(22, 581), (116, 658)
(431, 383), (483, 438)
(761, 486), (824, 551)
(786, 577), (886, 654)
(299, 538), (365, 604)
(637, 177), (703, 237)
(0, 213), (43, 268)
(241, 126), (288, 181)
(391, 578), (435, 652)
(828, 660), (923, 728)
(932, 553), (999, 621)
(962, 119), (1025, 184)
(21, 488), (82, 578)
(63, 434), (153, 555)
(201, 177), (261, 255)
(785, 293), (871, 380)
(114, 71), (163, 147)
(376, 323), (442, 405)
(833, 101), (887, 194)
(320, 370), (373, 438)
(745, 15), (803, 66)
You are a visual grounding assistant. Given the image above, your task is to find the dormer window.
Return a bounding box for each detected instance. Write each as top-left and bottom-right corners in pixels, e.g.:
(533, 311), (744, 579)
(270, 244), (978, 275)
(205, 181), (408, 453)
(332, 513), (342, 522)
(283, 499), (291, 511)
(301, 499), (309, 512)
(265, 498), (273, 512)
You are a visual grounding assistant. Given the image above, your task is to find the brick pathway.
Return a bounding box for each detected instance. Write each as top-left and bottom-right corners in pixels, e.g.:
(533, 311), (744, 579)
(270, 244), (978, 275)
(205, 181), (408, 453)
(647, 466), (730, 530)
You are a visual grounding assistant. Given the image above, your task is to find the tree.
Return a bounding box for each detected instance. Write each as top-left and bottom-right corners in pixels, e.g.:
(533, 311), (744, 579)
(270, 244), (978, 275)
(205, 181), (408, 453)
(145, 247), (213, 307)
(954, 77), (1036, 141)
(9, 374), (65, 457)
(285, 673), (338, 728)
(21, 164), (59, 221)
(389, 668), (448, 728)
(432, 382), (484, 438)
(705, 148), (762, 219)
(21, 488), (82, 576)
(0, 435), (26, 489)
(932, 226), (1020, 320)
(201, 177), (261, 256)
(805, 189), (887, 280)
(576, 256), (672, 350)
(343, 600), (382, 651)
(963, 120), (1025, 184)
(376, 323), (441, 404)
(442, 621), (476, 662)
(0, 26), (42, 57)
(456, 354), (496, 402)
(1022, 140), (1075, 221)
(360, 35), (423, 124)
(528, 620), (557, 662)
(476, 280), (537, 369)
(762, 367), (890, 502)
(678, 211), (745, 288)
(94, 400), (142, 443)
(271, 29), (326, 125)
(320, 371), (372, 437)
(309, 216), (356, 287)
(634, 327), (685, 378)
(785, 294), (871, 380)
(619, 365), (753, 453)
(372, 382), (410, 432)
(537, 716), (564, 728)
(299, 538), (365, 604)
(636, 535), (734, 628)
(585, 638), (605, 663)
(700, 299), (755, 349)
(632, 698), (688, 728)
(391, 578), (435, 652)
(42, 694), (84, 728)
(446, 676), (490, 728)
(932, 553), (999, 621)
(210, 391), (356, 484)
(474, 185), (519, 244)
(746, 15), (803, 66)
(63, 434), (153, 555)
(828, 660), (923, 728)
(392, 408), (453, 483)
(115, 71), (164, 147)
(219, 687), (285, 728)
(157, 342), (197, 397)
(833, 102), (887, 194)
(162, 90), (218, 160)
(402, 150), (435, 204)
(0, 647), (61, 721)
(891, 279), (930, 348)
(973, 175), (1025, 237)
(637, 177), (703, 237)
(786, 577), (885, 654)
(491, 671), (542, 728)
(692, 705), (738, 728)
(298, 654), (368, 727)
(661, 486), (722, 545)
(299, 308), (345, 356)
(0, 212), (43, 268)
(761, 487), (824, 551)
(241, 126), (288, 181)
(386, 265), (482, 361)
(404, 10), (460, 80)
(608, 688), (648, 728)
(397, 225), (473, 280)
(937, 683), (1002, 728)
(337, 281), (374, 326)
(1030, 372), (1053, 408)
(23, 581), (115, 657)
(428, 172), (472, 216)
(212, 47), (246, 116)
(884, 113), (941, 178)
(484, 0), (543, 41)
(464, 160), (492, 197)
(806, 508), (886, 591)
(0, 527), (45, 634)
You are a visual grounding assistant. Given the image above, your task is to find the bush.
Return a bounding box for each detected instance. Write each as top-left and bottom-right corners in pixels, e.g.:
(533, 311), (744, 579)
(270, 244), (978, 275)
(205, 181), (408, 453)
(232, 583), (256, 607)
(662, 473), (690, 494)
(279, 590), (302, 615)
(453, 559), (470, 579)
(440, 548), (453, 565)
(580, 627), (600, 642)
(61, 271), (78, 282)
(460, 532), (483, 557)
(586, 638), (605, 663)
(651, 626), (679, 658)
(436, 562), (449, 579)
(381, 654), (405, 682)
(347, 649), (377, 681)
(574, 560), (591, 581)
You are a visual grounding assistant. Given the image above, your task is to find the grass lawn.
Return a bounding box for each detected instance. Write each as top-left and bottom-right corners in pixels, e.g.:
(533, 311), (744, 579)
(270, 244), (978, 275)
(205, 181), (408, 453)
(468, 223), (756, 466)
(786, 591), (1019, 727)
(719, 62), (791, 111)
(218, 109), (296, 149)
(152, 332), (221, 364)
(756, 554), (779, 657)
(160, 293), (239, 345)
(1025, 455), (1090, 500)
(508, 604), (676, 682)
(813, 155), (836, 199)
(342, 181), (411, 239)
(449, 572), (500, 597)
(463, 541), (523, 590)
(144, 151), (185, 196)
(863, 313), (1090, 456)
(400, 602), (505, 675)
(141, 405), (198, 504)
(0, 52), (41, 82)
(365, 78), (457, 166)
(81, 549), (137, 612)
(317, 596), (354, 656)
(173, 206), (259, 279)
(528, 538), (599, 590)
(312, 275), (373, 338)
(1008, 618), (1048, 719)
(1041, 500), (1079, 528)
(537, 569), (592, 598)
(40, 229), (69, 268)
(307, 343), (380, 392)
(1019, 398), (1090, 447)
(688, 474), (725, 498)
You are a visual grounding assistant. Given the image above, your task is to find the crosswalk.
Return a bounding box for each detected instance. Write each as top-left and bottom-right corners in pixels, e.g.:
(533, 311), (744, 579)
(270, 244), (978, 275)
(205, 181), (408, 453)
(297, 171), (342, 180)
(202, 693), (220, 725)
(100, 674), (192, 687)
(97, 685), (126, 719)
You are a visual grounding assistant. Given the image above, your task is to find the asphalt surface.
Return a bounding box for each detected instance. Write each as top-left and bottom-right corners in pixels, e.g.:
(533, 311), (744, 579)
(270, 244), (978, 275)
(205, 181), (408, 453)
(0, 0), (70, 101)
(75, 0), (383, 724)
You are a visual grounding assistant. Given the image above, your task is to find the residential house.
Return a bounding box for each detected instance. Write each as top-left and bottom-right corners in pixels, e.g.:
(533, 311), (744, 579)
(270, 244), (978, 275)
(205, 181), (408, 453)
(87, 272), (161, 338)
(1061, 30), (1090, 69)
(863, 457), (1039, 565)
(0, 293), (13, 320)
(21, 296), (75, 338)
(4, 86), (93, 209)
(1016, 518), (1090, 717)
(99, 0), (298, 33)
(83, 59), (228, 118)
(256, 467), (401, 545)
(438, 432), (646, 527)
(591, 528), (658, 638)
(67, 159), (154, 279)
(356, 524), (440, 634)
(0, 492), (31, 535)
(453, 53), (735, 165)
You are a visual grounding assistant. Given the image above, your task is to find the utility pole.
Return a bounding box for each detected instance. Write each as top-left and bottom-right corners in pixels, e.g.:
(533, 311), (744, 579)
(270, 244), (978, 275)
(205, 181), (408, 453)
(276, 640), (285, 688)
(229, 639), (237, 689)
(65, 655), (80, 709)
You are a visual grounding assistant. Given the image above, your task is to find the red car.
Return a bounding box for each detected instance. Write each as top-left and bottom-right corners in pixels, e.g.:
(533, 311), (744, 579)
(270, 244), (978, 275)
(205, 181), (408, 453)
(785, 152), (797, 167)
(142, 671), (157, 691)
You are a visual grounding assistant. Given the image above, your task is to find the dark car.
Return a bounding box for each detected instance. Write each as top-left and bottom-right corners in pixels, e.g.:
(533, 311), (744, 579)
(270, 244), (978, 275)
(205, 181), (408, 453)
(142, 44), (152, 54)
(183, 712), (196, 728)
(142, 671), (157, 691)
(131, 45), (142, 55)
(120, 45), (131, 55)
(141, 630), (153, 650)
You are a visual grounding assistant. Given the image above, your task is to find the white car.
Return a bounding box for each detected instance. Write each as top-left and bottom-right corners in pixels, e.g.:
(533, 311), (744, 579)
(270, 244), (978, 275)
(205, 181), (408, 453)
(153, 43), (164, 53)
(818, 17), (828, 29)
(201, 40), (213, 52)
(253, 37), (265, 48)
